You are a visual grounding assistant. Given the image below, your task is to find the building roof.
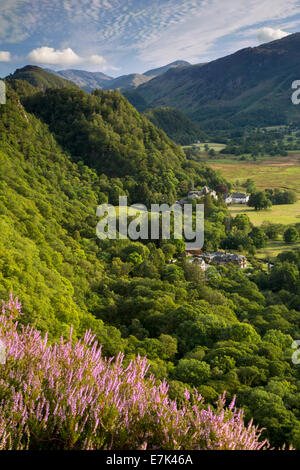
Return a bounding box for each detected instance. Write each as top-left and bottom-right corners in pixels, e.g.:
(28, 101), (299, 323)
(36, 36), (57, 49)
(231, 192), (248, 198)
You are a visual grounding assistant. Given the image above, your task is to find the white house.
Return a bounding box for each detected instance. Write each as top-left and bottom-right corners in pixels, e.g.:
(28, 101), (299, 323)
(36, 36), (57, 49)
(231, 192), (249, 204)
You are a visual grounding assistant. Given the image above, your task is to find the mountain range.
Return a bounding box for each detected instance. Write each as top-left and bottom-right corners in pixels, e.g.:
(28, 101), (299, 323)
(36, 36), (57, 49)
(133, 33), (300, 129)
(48, 60), (190, 93)
(7, 33), (300, 133)
(6, 64), (205, 145)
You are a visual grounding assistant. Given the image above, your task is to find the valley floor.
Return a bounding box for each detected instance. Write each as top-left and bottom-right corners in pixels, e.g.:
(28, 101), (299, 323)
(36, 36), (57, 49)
(208, 153), (300, 224)
(207, 153), (300, 258)
(227, 200), (300, 226)
(208, 153), (300, 197)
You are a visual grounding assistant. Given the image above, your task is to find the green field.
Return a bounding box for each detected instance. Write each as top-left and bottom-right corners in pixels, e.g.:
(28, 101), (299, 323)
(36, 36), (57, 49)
(209, 154), (300, 195)
(183, 142), (226, 152)
(208, 154), (300, 225)
(256, 239), (300, 259)
(228, 200), (300, 226)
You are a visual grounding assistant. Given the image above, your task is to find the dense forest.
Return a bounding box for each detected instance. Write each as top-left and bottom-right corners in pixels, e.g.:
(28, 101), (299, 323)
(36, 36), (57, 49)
(1, 77), (300, 449)
(143, 107), (207, 145)
(20, 84), (221, 206)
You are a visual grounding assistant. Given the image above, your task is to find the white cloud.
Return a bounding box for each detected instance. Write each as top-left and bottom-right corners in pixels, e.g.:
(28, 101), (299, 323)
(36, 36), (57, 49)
(28, 47), (81, 65)
(89, 54), (106, 65)
(132, 0), (300, 65)
(27, 47), (106, 67)
(257, 27), (290, 43)
(0, 51), (11, 62)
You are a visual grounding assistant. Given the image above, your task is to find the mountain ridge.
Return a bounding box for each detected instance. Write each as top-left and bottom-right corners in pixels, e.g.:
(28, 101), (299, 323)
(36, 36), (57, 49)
(134, 33), (300, 129)
(45, 60), (192, 92)
(44, 68), (113, 92)
(6, 66), (208, 145)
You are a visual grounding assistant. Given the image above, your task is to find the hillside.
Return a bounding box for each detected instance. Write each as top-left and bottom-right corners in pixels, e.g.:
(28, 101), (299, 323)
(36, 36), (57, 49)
(0, 82), (115, 341)
(2, 73), (300, 449)
(21, 83), (226, 205)
(7, 65), (78, 91)
(136, 33), (300, 130)
(6, 68), (225, 205)
(0, 78), (226, 345)
(143, 106), (207, 144)
(21, 87), (183, 204)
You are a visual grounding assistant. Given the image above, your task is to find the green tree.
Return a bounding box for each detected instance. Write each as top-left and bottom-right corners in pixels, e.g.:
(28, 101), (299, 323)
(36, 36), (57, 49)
(175, 359), (211, 387)
(248, 192), (272, 211)
(284, 227), (299, 243)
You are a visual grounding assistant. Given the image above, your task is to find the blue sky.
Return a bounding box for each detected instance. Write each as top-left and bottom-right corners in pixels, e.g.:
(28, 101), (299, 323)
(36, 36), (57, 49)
(1, 0), (300, 77)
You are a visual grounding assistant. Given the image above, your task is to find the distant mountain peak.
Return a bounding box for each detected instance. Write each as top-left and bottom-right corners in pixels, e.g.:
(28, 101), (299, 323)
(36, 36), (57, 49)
(143, 60), (191, 77)
(37, 60), (193, 93)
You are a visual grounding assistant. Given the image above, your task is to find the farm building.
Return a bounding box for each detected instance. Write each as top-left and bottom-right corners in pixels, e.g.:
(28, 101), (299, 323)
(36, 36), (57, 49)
(187, 186), (218, 201)
(185, 250), (247, 269)
(231, 192), (249, 204)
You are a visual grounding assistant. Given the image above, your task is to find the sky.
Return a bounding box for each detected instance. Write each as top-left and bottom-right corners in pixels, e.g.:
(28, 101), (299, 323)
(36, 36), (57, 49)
(1, 0), (300, 78)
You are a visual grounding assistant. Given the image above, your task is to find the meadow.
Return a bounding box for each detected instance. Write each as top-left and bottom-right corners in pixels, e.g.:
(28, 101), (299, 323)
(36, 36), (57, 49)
(209, 153), (300, 219)
(228, 201), (300, 226)
(256, 238), (300, 259)
(191, 142), (226, 152)
(209, 153), (300, 195)
(208, 153), (300, 257)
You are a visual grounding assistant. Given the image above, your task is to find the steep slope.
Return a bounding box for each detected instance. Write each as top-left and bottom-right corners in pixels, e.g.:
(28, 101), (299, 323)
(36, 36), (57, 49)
(7, 65), (78, 91)
(0, 80), (224, 337)
(136, 33), (300, 129)
(0, 82), (122, 345)
(22, 87), (190, 204)
(47, 68), (113, 92)
(8, 70), (224, 205)
(143, 106), (207, 144)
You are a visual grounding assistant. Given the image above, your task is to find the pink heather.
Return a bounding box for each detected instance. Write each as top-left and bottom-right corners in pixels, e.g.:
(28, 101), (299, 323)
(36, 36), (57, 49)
(0, 295), (270, 450)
